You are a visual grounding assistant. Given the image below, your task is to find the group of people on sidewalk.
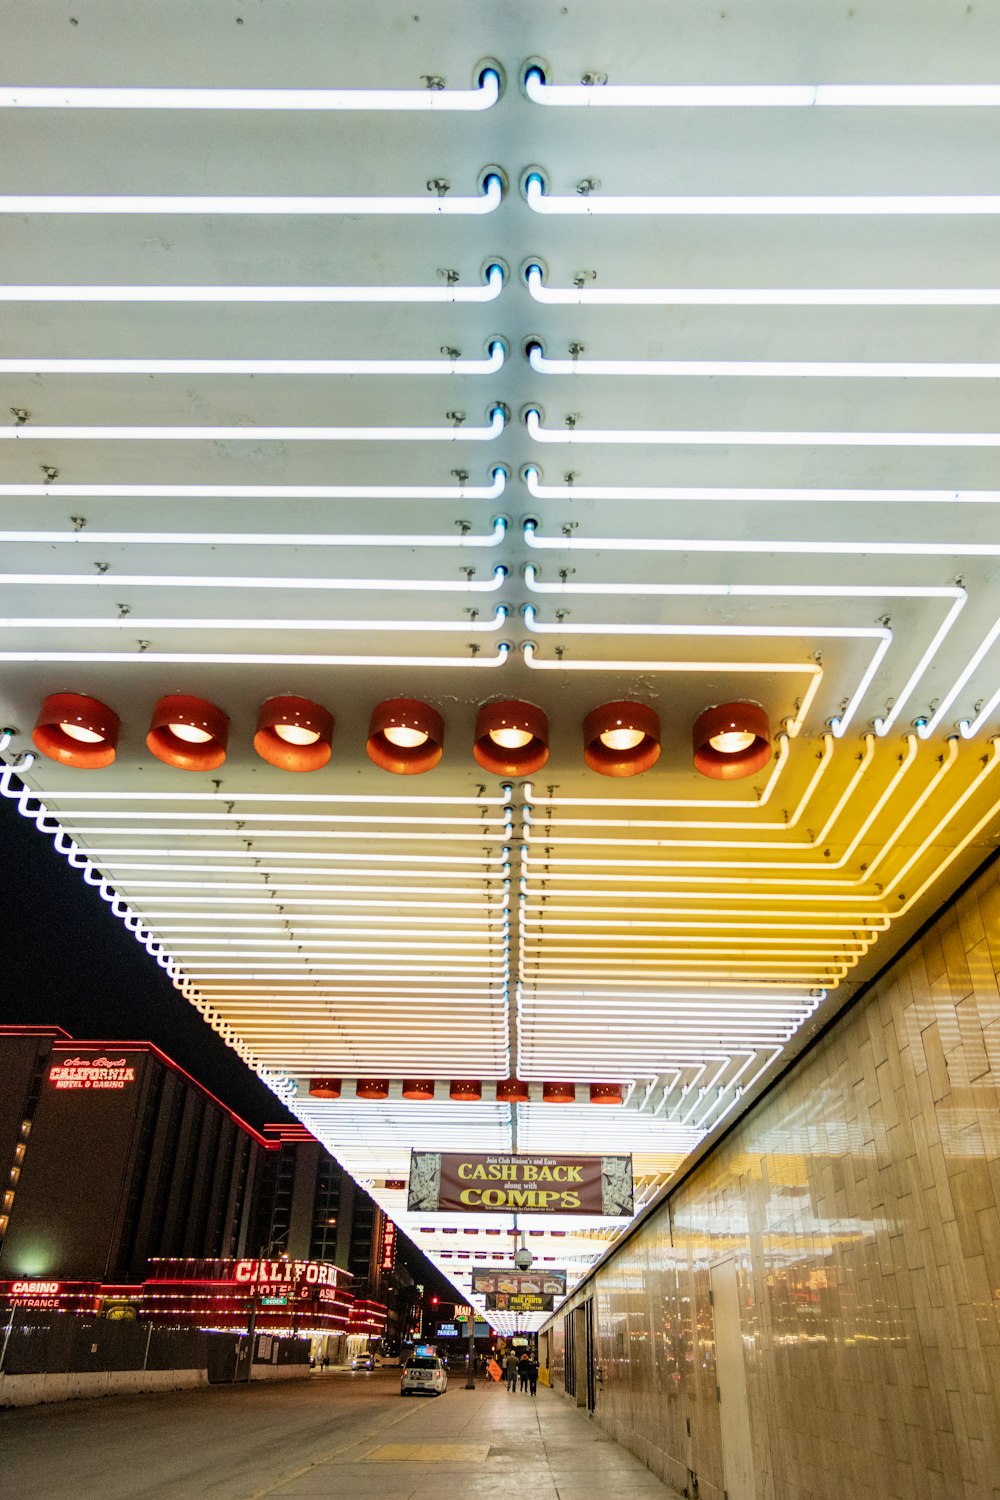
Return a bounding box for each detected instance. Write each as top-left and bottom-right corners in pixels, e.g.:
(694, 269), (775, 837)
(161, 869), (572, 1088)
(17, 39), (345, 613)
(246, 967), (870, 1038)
(504, 1349), (538, 1396)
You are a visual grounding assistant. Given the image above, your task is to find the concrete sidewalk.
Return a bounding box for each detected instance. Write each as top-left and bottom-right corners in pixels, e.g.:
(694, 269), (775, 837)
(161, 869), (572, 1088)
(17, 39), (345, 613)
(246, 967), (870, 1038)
(261, 1380), (675, 1499)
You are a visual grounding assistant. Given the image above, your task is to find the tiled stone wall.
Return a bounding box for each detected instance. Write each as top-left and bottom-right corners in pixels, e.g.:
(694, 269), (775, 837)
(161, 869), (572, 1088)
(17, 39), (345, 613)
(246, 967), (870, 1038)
(551, 858), (1000, 1500)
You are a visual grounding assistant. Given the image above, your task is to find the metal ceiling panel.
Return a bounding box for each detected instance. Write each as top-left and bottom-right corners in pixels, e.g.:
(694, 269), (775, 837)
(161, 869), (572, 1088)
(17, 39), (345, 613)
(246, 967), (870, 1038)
(4, 0), (1000, 1321)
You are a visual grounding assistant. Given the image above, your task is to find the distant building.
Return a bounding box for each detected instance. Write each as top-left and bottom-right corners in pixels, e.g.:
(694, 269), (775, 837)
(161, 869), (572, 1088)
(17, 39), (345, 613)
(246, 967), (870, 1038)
(0, 1026), (268, 1282)
(0, 1027), (397, 1356)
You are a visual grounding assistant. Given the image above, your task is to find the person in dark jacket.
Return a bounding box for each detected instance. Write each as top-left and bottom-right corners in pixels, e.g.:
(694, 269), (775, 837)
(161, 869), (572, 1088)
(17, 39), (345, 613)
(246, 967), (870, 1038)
(526, 1354), (538, 1396)
(504, 1350), (519, 1392)
(518, 1352), (531, 1391)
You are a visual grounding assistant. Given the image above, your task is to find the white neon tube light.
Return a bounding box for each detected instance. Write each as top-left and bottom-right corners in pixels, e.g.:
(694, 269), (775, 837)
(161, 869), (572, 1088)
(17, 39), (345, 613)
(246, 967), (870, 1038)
(522, 468), (1000, 505)
(0, 469), (508, 501)
(525, 521), (1000, 558)
(527, 344), (1000, 379)
(524, 174), (1000, 216)
(57, 814), (508, 834)
(33, 789), (511, 805)
(0, 407), (507, 442)
(0, 72), (502, 111)
(523, 265), (1000, 308)
(918, 614), (1000, 737)
(0, 175), (505, 216)
(0, 517), (507, 549)
(1, 564), (506, 591)
(0, 342), (506, 377)
(0, 644), (511, 667)
(0, 264), (506, 304)
(523, 71), (1000, 109)
(524, 409), (1000, 449)
(3, 609), (508, 633)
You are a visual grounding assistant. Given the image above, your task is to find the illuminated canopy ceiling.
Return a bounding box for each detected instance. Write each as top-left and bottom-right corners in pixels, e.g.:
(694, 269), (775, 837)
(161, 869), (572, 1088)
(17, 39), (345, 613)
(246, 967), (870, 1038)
(3, 0), (1000, 1331)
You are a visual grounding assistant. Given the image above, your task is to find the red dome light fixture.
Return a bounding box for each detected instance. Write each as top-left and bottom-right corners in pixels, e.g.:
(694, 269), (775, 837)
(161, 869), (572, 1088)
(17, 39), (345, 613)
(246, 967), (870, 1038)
(355, 1079), (390, 1100)
(146, 694), (228, 771)
(474, 699), (549, 775)
(583, 700), (660, 777)
(495, 1078), (530, 1103)
(693, 701), (772, 780)
(401, 1079), (436, 1100)
(542, 1081), (576, 1104)
(309, 1078), (342, 1099)
(366, 698), (444, 774)
(33, 692), (119, 768)
(450, 1079), (483, 1101)
(254, 695), (333, 772)
(589, 1083), (624, 1106)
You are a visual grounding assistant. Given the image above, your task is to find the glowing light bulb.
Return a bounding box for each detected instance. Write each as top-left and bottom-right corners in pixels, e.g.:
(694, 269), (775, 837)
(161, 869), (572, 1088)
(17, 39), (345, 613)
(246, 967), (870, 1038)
(60, 721), (105, 743)
(273, 723), (321, 746)
(710, 730), (757, 754)
(169, 722), (214, 744)
(383, 725), (429, 749)
(489, 726), (534, 749)
(600, 727), (645, 751)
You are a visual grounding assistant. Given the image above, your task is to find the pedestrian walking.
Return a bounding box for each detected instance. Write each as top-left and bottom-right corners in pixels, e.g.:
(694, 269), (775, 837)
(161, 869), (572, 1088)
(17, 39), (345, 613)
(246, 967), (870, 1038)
(527, 1354), (538, 1396)
(504, 1350), (519, 1392)
(518, 1352), (531, 1392)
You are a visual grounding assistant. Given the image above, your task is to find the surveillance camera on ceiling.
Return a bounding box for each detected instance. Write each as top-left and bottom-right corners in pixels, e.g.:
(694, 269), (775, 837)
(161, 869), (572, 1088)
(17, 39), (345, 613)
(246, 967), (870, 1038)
(514, 1247), (533, 1271)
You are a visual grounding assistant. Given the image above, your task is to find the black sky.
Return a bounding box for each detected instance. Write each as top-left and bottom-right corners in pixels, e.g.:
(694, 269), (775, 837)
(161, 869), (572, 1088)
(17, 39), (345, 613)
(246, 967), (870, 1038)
(2, 785), (290, 1129)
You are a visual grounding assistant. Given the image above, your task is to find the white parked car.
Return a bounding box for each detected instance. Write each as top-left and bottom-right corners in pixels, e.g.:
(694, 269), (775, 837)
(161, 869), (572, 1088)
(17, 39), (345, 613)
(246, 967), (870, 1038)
(400, 1355), (447, 1396)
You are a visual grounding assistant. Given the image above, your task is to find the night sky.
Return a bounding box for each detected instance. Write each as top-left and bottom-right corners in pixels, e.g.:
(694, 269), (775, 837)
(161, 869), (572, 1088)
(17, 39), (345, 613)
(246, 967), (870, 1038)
(2, 785), (290, 1130)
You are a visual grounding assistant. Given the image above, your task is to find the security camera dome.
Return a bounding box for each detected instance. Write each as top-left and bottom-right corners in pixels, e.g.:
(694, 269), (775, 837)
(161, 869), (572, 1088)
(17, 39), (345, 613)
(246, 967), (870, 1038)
(514, 1247), (533, 1271)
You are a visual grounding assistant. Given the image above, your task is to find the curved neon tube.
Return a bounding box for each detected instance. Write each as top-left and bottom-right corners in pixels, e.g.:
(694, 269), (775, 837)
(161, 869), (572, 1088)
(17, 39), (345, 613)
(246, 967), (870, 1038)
(0, 72), (502, 111)
(515, 738), (959, 888)
(1, 407), (508, 442)
(521, 737), (791, 812)
(0, 517), (508, 549)
(524, 409), (1000, 449)
(921, 614), (1000, 737)
(1, 175), (505, 216)
(522, 736), (866, 852)
(0, 469), (508, 501)
(0, 342), (506, 377)
(527, 344), (1000, 380)
(524, 174), (1000, 217)
(523, 72), (1000, 109)
(521, 602), (890, 741)
(0, 264), (506, 304)
(523, 265), (1000, 308)
(522, 641), (823, 738)
(521, 736), (919, 874)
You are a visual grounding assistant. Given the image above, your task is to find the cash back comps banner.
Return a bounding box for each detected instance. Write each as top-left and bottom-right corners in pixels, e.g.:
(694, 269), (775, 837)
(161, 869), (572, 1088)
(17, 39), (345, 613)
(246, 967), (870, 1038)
(407, 1152), (634, 1216)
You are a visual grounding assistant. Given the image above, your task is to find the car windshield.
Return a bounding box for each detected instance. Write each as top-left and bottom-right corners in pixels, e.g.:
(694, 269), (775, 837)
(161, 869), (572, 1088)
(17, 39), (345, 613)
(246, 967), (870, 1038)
(406, 1357), (440, 1370)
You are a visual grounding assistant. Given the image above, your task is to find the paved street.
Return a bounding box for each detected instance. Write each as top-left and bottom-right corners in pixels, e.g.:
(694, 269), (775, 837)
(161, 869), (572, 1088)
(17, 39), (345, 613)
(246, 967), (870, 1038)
(1, 1369), (675, 1499)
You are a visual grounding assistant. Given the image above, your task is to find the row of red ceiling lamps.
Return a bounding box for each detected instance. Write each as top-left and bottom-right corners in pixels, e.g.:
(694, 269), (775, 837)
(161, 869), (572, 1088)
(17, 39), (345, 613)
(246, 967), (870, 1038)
(31, 692), (772, 780)
(308, 1077), (624, 1105)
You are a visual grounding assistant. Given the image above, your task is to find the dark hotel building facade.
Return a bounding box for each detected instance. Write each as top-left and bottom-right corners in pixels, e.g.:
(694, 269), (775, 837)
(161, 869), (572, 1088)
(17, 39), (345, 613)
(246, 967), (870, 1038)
(0, 1027), (396, 1351)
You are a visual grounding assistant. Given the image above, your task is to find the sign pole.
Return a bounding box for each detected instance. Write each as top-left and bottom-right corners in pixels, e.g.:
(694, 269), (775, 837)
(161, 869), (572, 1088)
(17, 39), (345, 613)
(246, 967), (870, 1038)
(0, 1301), (17, 1374)
(465, 1309), (476, 1390)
